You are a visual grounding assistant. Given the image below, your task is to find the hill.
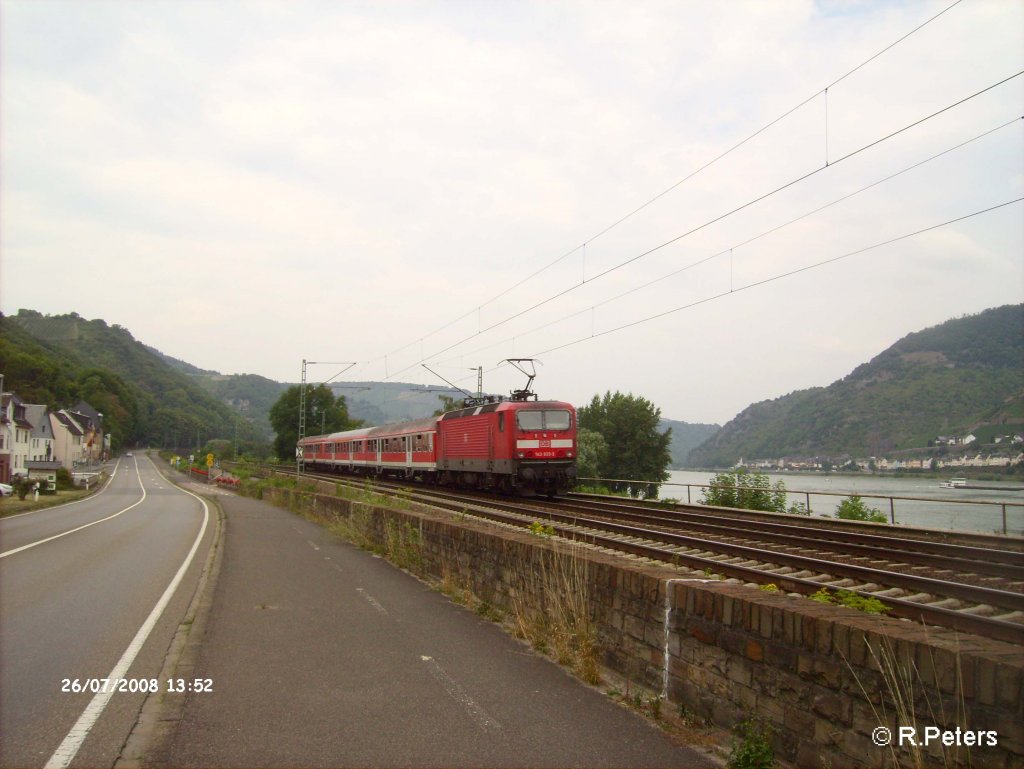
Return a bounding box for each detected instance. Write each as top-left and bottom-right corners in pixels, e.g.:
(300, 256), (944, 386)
(659, 418), (720, 468)
(687, 305), (1024, 468)
(188, 375), (463, 430)
(3, 310), (264, 451)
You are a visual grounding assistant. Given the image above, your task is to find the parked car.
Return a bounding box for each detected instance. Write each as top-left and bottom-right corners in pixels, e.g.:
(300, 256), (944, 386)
(0, 482), (14, 497)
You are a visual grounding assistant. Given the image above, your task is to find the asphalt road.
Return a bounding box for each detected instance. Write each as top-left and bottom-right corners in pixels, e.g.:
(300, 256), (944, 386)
(148, 490), (714, 768)
(0, 455), (214, 768)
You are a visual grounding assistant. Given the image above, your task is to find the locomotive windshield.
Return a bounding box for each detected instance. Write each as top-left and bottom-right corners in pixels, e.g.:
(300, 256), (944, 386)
(516, 409), (571, 431)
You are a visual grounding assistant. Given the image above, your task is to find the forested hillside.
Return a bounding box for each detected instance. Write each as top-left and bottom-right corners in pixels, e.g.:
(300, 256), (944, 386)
(3, 310), (264, 451)
(688, 305), (1024, 467)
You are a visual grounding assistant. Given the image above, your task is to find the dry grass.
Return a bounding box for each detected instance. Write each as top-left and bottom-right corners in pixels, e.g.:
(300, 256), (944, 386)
(842, 631), (971, 769)
(509, 543), (601, 685)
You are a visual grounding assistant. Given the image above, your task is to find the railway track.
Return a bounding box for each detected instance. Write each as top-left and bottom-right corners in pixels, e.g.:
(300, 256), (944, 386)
(278, 468), (1024, 644)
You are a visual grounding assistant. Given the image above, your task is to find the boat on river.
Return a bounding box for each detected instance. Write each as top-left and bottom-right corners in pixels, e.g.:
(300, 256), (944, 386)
(939, 477), (968, 489)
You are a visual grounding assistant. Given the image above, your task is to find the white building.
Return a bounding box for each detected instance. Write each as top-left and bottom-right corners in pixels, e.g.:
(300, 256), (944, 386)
(50, 410), (86, 470)
(0, 393), (34, 482)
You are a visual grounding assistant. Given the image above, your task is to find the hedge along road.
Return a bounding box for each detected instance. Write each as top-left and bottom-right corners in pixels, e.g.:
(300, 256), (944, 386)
(143, 487), (714, 768)
(0, 454), (214, 768)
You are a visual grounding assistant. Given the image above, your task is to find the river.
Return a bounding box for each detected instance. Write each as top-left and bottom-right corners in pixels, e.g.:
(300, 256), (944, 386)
(661, 470), (1024, 536)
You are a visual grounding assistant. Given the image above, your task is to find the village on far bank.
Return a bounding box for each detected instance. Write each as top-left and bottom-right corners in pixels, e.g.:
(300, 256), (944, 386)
(730, 429), (1024, 476)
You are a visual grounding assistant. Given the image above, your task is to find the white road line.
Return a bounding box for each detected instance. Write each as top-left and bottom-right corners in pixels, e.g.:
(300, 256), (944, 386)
(420, 655), (501, 733)
(0, 460), (144, 559)
(356, 588), (388, 615)
(307, 540), (320, 551)
(44, 461), (210, 769)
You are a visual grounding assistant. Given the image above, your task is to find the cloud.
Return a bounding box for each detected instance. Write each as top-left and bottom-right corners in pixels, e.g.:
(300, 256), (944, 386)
(2, 0), (1021, 422)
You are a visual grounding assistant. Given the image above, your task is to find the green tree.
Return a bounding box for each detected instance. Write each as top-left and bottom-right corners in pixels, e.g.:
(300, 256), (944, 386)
(75, 368), (139, 451)
(577, 391), (671, 498)
(433, 394), (463, 416)
(269, 385), (361, 461)
(203, 439), (235, 462)
(576, 428), (608, 482)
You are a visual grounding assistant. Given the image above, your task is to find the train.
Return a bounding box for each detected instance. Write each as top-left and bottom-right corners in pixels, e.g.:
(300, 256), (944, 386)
(297, 395), (578, 496)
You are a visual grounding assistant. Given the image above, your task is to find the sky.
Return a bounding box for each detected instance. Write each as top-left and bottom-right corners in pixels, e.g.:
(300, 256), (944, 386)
(1, 0), (1022, 425)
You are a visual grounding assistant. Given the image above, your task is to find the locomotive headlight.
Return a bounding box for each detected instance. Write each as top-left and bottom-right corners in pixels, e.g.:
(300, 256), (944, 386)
(567, 451), (574, 458)
(517, 451), (525, 458)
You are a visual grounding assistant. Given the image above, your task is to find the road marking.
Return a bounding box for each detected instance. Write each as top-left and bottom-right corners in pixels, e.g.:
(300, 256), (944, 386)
(420, 655), (501, 733)
(307, 540), (320, 551)
(44, 462), (211, 769)
(356, 588), (387, 615)
(0, 460), (144, 559)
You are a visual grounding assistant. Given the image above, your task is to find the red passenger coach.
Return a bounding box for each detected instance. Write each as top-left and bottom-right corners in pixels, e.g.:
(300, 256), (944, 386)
(297, 398), (577, 496)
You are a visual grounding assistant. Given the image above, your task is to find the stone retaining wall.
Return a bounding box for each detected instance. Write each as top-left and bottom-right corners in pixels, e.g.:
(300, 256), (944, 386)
(258, 483), (1023, 768)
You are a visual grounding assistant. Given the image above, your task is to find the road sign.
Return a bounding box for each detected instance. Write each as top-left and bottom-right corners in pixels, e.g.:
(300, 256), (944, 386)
(206, 453), (215, 468)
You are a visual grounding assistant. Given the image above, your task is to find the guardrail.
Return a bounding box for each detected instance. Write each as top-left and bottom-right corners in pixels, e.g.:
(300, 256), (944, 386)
(577, 477), (1024, 535)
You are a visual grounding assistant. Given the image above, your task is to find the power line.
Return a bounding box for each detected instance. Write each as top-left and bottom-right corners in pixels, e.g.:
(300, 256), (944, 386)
(528, 198), (1023, 358)
(429, 116), (1023, 369)
(382, 72), (1022, 382)
(364, 0), (966, 370)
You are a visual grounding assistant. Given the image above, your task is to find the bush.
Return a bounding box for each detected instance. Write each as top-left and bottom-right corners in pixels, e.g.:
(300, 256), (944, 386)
(56, 467), (74, 490)
(11, 477), (33, 500)
(835, 495), (887, 523)
(702, 469), (788, 513)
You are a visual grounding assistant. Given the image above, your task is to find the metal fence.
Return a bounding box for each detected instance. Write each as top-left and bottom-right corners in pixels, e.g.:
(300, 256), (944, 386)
(577, 477), (1024, 535)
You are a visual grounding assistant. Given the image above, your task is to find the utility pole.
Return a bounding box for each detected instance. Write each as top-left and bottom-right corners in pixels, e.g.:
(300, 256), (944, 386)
(298, 359), (308, 477)
(297, 359), (357, 476)
(471, 366), (483, 400)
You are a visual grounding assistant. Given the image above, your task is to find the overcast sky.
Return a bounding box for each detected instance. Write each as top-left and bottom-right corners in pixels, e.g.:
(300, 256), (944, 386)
(2, 0), (1021, 424)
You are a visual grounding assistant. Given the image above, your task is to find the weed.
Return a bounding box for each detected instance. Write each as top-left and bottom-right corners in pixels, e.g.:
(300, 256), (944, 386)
(809, 587), (833, 604)
(329, 507), (377, 551)
(384, 519), (424, 572)
(727, 715), (776, 769)
(806, 587), (888, 614)
(475, 601), (504, 622)
(677, 704), (705, 728)
(509, 545), (600, 684)
(834, 590), (888, 614)
(758, 583), (780, 593)
(528, 520), (556, 538)
(842, 631), (970, 769)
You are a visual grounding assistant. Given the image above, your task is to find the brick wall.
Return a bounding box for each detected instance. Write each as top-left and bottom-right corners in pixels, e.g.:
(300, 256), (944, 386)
(260, 484), (1023, 768)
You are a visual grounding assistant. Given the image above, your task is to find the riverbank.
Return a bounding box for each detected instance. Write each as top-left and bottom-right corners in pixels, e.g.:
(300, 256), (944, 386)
(662, 469), (1024, 535)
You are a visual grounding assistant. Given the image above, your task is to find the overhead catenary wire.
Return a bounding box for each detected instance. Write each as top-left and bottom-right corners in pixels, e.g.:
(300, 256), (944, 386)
(379, 71), (1023, 384)
(362, 0), (967, 369)
(428, 115), (1023, 370)
(527, 198), (1024, 359)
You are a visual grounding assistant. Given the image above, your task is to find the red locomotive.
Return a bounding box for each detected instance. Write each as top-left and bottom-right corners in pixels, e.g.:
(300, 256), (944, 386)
(297, 395), (577, 496)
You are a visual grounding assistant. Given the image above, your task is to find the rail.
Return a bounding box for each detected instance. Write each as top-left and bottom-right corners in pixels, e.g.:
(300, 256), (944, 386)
(577, 476), (1024, 534)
